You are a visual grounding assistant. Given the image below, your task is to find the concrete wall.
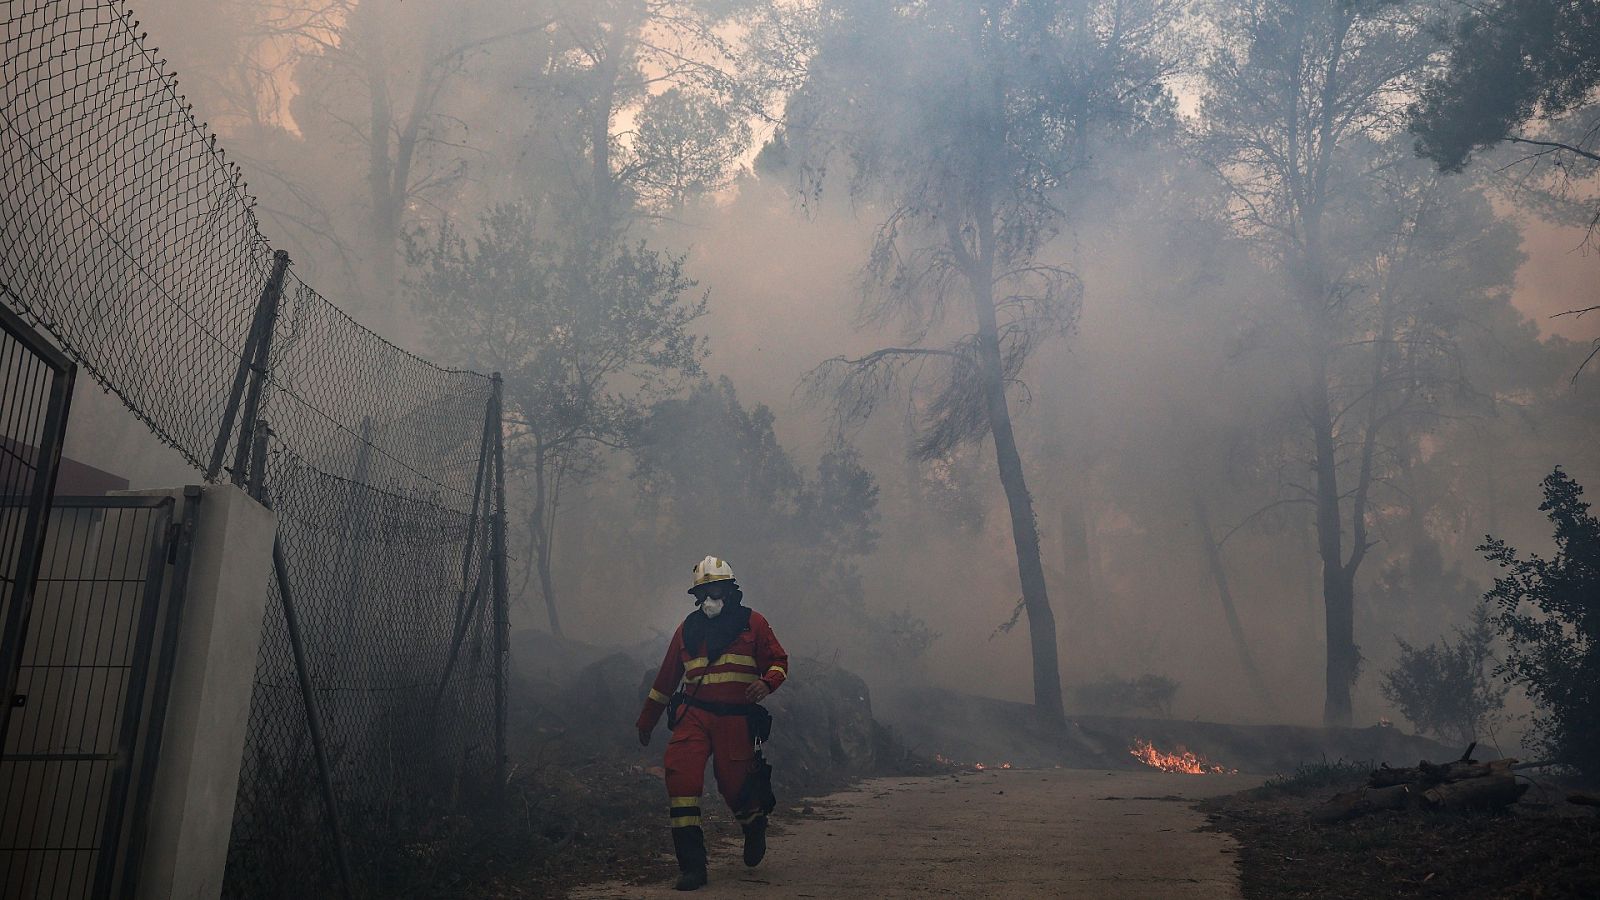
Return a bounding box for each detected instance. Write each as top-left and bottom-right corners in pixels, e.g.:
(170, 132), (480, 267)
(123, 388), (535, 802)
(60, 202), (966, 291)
(123, 485), (274, 900)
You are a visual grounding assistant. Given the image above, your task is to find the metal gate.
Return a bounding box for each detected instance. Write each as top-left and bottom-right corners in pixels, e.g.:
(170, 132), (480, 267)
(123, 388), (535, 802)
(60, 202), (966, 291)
(0, 496), (193, 899)
(0, 301), (75, 747)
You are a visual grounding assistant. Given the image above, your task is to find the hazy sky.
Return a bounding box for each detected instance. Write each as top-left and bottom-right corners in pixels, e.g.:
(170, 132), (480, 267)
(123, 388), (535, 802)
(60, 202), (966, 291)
(1514, 216), (1600, 338)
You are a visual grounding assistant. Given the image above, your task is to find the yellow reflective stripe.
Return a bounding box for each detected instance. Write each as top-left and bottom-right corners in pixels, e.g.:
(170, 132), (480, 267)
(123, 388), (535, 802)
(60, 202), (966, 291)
(648, 688), (670, 705)
(683, 653), (756, 670)
(699, 671), (759, 685)
(766, 665), (786, 678)
(669, 796), (702, 828)
(682, 671), (758, 686)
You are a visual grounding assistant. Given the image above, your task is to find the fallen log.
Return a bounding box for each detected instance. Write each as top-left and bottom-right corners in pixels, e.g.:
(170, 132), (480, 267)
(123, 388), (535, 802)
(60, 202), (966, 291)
(1511, 759), (1557, 771)
(1568, 792), (1600, 808)
(1311, 783), (1416, 824)
(1368, 757), (1516, 788)
(1420, 774), (1528, 811)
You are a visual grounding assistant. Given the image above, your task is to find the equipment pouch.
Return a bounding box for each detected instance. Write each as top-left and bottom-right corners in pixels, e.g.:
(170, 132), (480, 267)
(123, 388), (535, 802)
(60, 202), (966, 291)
(745, 704), (773, 745)
(666, 690), (687, 731)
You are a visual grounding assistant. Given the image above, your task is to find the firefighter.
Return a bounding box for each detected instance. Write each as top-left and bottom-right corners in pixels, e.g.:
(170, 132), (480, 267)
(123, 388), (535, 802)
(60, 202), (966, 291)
(636, 556), (789, 892)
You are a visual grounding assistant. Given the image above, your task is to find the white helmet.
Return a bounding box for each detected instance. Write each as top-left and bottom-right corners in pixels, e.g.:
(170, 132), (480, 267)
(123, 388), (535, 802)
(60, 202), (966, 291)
(687, 555), (736, 594)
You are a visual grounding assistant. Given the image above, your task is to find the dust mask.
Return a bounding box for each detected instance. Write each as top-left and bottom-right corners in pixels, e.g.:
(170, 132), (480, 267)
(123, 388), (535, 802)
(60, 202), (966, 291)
(700, 597), (724, 619)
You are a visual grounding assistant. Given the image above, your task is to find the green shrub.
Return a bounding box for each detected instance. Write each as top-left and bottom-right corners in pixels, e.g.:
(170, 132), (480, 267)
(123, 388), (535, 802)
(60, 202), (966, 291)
(1480, 468), (1600, 777)
(1256, 758), (1373, 796)
(1379, 606), (1508, 747)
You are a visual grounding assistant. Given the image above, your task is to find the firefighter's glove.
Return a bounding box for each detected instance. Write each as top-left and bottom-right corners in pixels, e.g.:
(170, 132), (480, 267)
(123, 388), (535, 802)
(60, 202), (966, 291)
(744, 680), (770, 703)
(638, 727), (652, 747)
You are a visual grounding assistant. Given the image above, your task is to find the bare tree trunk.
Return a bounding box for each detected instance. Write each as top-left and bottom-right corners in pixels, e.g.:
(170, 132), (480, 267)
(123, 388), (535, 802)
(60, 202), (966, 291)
(534, 526), (560, 637)
(356, 8), (445, 316)
(586, 22), (634, 236)
(1325, 279), (1393, 726)
(966, 211), (1064, 723)
(1192, 496), (1277, 715)
(530, 443), (564, 638)
(1309, 348), (1355, 726)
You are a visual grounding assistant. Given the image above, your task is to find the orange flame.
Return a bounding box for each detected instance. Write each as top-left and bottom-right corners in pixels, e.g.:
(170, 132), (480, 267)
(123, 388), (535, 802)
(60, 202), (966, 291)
(1128, 738), (1236, 775)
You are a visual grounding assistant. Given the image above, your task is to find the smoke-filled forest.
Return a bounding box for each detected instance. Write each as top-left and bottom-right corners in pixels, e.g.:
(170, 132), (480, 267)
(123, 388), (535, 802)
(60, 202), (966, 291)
(80, 0), (1595, 731)
(13, 0), (1600, 896)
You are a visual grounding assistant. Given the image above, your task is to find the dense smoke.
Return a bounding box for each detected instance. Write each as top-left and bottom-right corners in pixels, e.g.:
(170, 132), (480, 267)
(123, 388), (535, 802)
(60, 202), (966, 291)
(60, 0), (1600, 742)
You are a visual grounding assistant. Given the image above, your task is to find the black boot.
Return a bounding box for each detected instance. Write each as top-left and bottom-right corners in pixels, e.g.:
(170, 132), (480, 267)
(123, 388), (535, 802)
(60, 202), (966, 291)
(672, 826), (708, 891)
(741, 815), (767, 867)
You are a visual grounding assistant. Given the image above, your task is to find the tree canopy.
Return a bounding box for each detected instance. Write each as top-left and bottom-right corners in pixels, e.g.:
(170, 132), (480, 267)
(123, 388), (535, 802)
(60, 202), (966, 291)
(1410, 0), (1600, 172)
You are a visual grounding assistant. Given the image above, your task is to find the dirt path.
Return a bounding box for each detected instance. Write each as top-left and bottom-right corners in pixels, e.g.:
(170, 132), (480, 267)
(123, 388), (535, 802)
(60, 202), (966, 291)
(569, 768), (1263, 898)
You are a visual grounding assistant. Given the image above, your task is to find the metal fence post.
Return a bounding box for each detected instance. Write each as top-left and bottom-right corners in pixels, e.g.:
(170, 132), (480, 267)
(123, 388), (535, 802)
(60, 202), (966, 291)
(272, 536), (356, 899)
(206, 249), (289, 483)
(491, 374), (509, 785)
(248, 406), (352, 897)
(432, 390), (497, 712)
(247, 421), (271, 504)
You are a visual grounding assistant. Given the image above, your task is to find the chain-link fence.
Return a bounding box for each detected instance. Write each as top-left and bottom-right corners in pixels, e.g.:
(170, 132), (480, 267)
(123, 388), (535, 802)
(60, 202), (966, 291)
(1, 2), (507, 895)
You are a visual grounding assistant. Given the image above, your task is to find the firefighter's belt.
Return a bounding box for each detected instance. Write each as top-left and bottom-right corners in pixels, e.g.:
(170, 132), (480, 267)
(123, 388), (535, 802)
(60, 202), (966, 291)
(669, 695), (775, 745)
(682, 696), (759, 717)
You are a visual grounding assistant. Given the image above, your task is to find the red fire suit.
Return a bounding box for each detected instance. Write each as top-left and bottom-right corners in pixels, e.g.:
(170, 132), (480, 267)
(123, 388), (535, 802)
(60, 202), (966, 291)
(636, 610), (788, 828)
